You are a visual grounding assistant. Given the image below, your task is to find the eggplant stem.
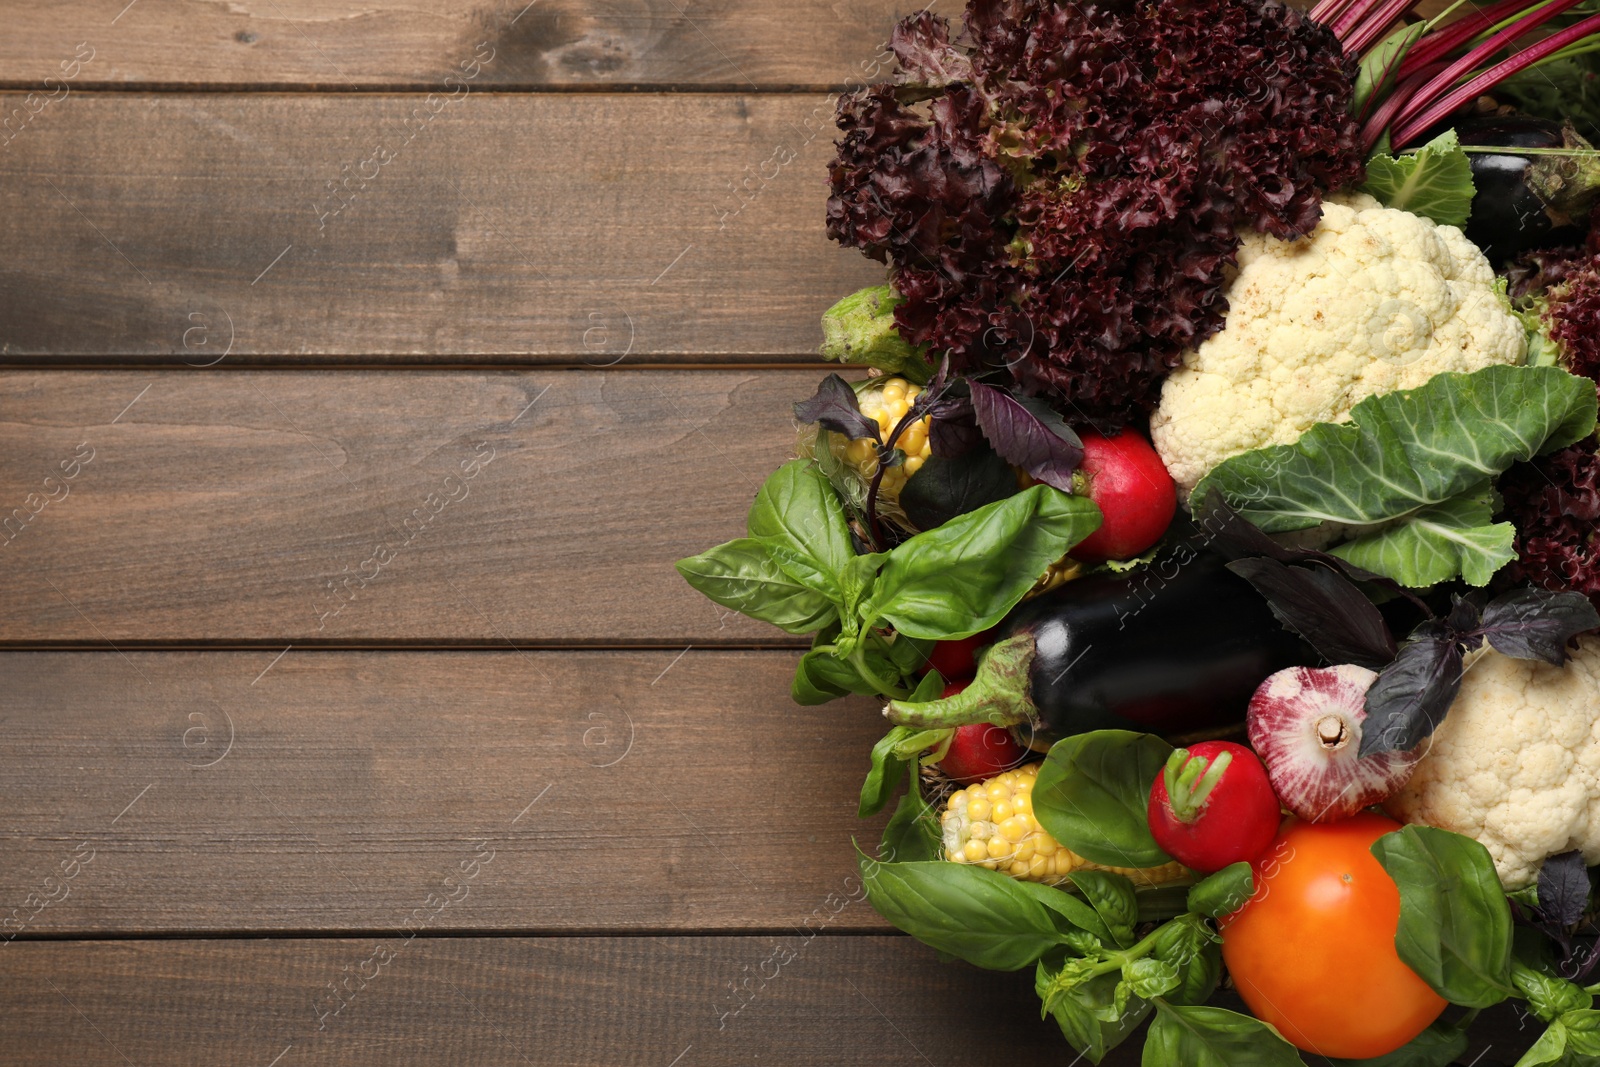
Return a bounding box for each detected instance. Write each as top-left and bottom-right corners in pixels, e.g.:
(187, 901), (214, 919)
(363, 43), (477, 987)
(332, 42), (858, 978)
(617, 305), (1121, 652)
(1394, 10), (1600, 147)
(883, 632), (1036, 729)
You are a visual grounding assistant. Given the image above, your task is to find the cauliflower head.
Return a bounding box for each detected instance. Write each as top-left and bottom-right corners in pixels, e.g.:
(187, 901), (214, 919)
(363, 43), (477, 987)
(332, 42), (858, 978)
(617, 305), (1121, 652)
(1150, 193), (1526, 494)
(1386, 640), (1600, 888)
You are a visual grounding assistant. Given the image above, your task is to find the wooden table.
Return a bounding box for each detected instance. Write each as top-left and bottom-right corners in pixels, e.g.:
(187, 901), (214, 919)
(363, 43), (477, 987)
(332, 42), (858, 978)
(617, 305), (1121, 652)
(0, 2), (1540, 1063)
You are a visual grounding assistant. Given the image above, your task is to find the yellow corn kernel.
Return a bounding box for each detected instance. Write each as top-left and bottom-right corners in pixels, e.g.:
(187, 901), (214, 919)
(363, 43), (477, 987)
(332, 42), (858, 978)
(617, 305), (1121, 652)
(939, 763), (1191, 888)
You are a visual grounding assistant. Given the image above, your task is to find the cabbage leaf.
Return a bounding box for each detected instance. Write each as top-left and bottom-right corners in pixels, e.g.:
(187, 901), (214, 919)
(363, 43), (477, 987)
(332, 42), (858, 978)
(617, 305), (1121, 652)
(1360, 129), (1476, 229)
(1329, 486), (1515, 588)
(1192, 366), (1597, 587)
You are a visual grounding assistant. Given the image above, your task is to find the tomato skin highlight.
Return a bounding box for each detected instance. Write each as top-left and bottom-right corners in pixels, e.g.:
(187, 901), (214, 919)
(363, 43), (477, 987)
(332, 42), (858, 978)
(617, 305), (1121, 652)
(1146, 741), (1280, 873)
(1220, 813), (1447, 1059)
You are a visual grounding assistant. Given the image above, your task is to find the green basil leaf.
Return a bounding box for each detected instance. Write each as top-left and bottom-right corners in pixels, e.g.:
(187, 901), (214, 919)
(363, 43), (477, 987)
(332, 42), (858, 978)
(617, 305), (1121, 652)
(1187, 863), (1255, 920)
(1328, 1020), (1468, 1067)
(675, 538), (837, 634)
(1068, 870), (1139, 949)
(1150, 914), (1222, 1006)
(1136, 883), (1199, 923)
(1012, 881), (1115, 945)
(1034, 730), (1175, 869)
(746, 460), (855, 601)
(1353, 22), (1426, 119)
(1192, 366), (1598, 535)
(1360, 128), (1476, 228)
(1517, 1023), (1569, 1067)
(857, 854), (1067, 970)
(1561, 1013), (1600, 1065)
(1514, 961), (1595, 1024)
(1370, 825), (1515, 1008)
(791, 653), (850, 705)
(858, 725), (949, 818)
(1122, 957), (1180, 1000)
(884, 633), (934, 678)
(862, 485), (1102, 640)
(878, 775), (943, 865)
(1142, 1002), (1306, 1067)
(839, 551), (885, 628)
(1036, 960), (1151, 1065)
(1330, 484), (1515, 588)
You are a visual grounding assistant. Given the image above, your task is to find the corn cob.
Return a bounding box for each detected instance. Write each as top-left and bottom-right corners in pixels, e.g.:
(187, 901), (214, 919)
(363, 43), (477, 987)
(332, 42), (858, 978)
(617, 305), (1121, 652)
(841, 377), (933, 499)
(940, 763), (1189, 887)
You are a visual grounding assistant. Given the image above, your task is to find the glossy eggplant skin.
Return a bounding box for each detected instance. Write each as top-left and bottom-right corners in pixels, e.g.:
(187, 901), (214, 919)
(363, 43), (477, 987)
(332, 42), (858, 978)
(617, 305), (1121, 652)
(1000, 546), (1314, 738)
(1459, 116), (1590, 263)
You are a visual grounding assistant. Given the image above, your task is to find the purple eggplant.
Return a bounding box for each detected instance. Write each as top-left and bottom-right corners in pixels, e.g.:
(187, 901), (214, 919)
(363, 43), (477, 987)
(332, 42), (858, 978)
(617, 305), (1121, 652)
(1457, 115), (1600, 263)
(882, 542), (1315, 740)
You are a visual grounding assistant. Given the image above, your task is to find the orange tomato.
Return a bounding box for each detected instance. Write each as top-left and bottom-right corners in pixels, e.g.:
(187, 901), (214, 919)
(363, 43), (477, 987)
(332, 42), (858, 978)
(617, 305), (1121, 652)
(1219, 812), (1447, 1059)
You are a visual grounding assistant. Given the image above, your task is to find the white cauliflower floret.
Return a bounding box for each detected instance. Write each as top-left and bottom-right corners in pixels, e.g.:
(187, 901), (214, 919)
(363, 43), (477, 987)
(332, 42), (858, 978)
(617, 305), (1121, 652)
(1150, 193), (1526, 494)
(1386, 640), (1600, 888)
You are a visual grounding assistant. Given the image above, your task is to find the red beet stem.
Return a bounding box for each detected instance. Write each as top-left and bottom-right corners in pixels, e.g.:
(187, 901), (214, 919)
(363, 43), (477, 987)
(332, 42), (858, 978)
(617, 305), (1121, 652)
(1345, 0), (1425, 60)
(1312, 0), (1362, 28)
(1397, 0), (1542, 78)
(1393, 10), (1600, 146)
(1361, 65), (1441, 152)
(1393, 0), (1591, 131)
(1333, 0), (1399, 41)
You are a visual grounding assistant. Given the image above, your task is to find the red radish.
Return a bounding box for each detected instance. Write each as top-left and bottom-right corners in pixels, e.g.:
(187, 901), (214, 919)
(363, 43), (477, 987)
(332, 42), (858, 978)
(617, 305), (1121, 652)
(1247, 665), (1421, 823)
(939, 684), (1027, 783)
(1147, 741), (1281, 873)
(925, 632), (994, 681)
(1069, 430), (1177, 563)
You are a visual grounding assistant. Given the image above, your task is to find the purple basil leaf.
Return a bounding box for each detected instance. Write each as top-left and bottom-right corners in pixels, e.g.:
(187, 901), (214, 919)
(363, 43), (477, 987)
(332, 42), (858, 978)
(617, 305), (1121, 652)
(968, 381), (1083, 492)
(1538, 851), (1591, 928)
(794, 373), (880, 444)
(928, 412), (983, 459)
(1476, 587), (1600, 667)
(1445, 593), (1485, 640)
(1195, 491), (1436, 621)
(1227, 557), (1396, 670)
(1360, 633), (1465, 757)
(900, 443), (1018, 530)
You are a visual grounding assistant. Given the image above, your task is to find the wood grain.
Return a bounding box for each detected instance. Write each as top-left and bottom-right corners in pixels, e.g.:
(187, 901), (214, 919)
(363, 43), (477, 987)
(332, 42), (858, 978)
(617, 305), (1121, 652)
(0, 936), (1062, 1065)
(0, 650), (899, 934)
(0, 936), (1535, 1066)
(0, 93), (880, 364)
(0, 369), (835, 646)
(0, 0), (907, 91)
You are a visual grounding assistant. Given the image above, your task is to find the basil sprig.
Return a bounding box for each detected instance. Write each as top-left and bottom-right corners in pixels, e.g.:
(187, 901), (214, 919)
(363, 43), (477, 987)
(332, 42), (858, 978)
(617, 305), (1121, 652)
(678, 460), (1100, 701)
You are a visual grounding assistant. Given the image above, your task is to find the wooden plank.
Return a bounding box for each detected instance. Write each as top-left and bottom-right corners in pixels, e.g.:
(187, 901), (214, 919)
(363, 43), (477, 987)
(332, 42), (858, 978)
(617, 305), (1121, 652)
(0, 936), (1534, 1065)
(0, 0), (906, 91)
(0, 369), (834, 646)
(0, 650), (901, 934)
(0, 93), (880, 364)
(1, 936), (1060, 1065)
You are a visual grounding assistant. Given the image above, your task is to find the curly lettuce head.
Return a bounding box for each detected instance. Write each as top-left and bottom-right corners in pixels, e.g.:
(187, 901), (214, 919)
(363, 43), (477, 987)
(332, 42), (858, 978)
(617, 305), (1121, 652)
(825, 0), (1365, 426)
